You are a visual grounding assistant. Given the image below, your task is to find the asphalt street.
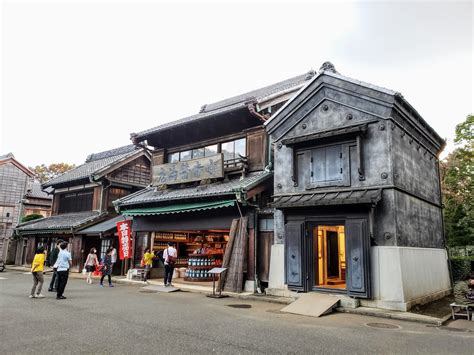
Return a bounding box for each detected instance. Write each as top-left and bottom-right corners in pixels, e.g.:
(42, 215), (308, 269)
(0, 271), (472, 354)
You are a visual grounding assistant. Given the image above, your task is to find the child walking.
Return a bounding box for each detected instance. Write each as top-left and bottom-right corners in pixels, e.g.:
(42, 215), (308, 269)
(84, 248), (99, 284)
(100, 248), (114, 287)
(30, 246), (45, 299)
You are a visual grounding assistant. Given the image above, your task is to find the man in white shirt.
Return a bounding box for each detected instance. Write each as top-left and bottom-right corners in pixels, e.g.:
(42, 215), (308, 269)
(163, 242), (177, 287)
(53, 242), (72, 300)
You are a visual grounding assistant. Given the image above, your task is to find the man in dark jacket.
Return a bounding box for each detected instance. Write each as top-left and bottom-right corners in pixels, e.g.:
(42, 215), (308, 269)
(48, 240), (62, 292)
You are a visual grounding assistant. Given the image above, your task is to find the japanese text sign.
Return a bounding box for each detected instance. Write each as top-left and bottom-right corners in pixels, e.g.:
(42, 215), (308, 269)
(152, 154), (224, 186)
(117, 220), (132, 260)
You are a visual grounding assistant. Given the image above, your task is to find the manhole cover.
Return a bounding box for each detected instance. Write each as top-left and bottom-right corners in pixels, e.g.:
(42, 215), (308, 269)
(227, 304), (252, 309)
(366, 322), (400, 329)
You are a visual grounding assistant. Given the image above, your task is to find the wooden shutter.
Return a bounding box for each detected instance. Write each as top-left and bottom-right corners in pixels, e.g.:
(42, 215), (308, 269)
(285, 221), (304, 289)
(246, 130), (267, 172)
(312, 148), (325, 182)
(345, 219), (371, 298)
(311, 145), (343, 184)
(325, 145), (342, 182)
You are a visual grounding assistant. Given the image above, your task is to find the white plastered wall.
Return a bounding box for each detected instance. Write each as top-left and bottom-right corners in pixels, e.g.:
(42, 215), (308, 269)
(363, 246), (451, 311)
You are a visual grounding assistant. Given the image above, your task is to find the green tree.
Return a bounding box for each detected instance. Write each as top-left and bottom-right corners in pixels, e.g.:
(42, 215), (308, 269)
(441, 114), (474, 247)
(29, 163), (76, 184)
(21, 214), (44, 223)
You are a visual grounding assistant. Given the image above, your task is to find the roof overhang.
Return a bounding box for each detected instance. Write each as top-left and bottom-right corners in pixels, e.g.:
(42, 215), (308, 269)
(271, 188), (382, 208)
(133, 106), (261, 149)
(122, 199), (236, 217)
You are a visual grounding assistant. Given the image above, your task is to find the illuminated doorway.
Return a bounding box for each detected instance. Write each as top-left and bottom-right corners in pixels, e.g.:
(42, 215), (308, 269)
(314, 225), (346, 289)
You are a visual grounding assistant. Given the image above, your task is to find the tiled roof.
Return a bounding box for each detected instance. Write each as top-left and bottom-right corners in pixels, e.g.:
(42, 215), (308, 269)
(77, 215), (131, 234)
(271, 188), (383, 208)
(26, 183), (52, 200)
(116, 170), (272, 208)
(43, 145), (141, 188)
(85, 144), (137, 162)
(0, 153), (14, 160)
(201, 72), (313, 113)
(132, 71), (315, 141)
(15, 211), (103, 234)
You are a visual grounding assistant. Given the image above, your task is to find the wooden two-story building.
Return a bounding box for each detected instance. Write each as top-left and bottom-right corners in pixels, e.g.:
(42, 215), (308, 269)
(15, 145), (150, 272)
(265, 62), (450, 311)
(114, 71), (316, 290)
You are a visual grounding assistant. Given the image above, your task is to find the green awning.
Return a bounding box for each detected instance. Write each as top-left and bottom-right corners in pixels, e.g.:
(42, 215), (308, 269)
(122, 199), (236, 216)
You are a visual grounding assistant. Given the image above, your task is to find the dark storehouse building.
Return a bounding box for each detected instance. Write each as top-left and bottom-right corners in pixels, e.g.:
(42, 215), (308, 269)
(114, 71), (316, 290)
(265, 62), (449, 311)
(15, 145), (150, 273)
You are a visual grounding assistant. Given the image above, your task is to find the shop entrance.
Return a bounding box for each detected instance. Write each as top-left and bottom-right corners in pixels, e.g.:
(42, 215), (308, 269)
(285, 217), (370, 298)
(313, 225), (346, 289)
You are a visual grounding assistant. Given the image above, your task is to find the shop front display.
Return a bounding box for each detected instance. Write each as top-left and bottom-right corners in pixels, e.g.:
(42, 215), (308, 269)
(153, 230), (228, 282)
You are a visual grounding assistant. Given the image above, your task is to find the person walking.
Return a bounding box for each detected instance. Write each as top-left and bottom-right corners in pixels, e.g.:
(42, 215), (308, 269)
(30, 246), (46, 299)
(100, 248), (114, 287)
(54, 242), (72, 300)
(163, 242), (177, 287)
(110, 244), (117, 273)
(141, 248), (155, 282)
(84, 248), (99, 284)
(48, 240), (62, 292)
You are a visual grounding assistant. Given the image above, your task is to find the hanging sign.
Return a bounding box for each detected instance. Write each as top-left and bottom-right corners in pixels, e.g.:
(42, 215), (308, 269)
(152, 154), (224, 186)
(117, 220), (132, 260)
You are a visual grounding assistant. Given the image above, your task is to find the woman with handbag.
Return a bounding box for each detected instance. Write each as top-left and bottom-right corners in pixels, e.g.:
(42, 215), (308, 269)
(84, 248), (99, 284)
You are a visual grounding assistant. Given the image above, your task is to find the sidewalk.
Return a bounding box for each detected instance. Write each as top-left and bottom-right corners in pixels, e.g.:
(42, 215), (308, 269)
(6, 266), (458, 325)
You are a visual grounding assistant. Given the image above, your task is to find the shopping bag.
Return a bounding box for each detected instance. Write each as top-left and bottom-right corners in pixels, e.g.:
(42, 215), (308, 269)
(93, 265), (102, 277)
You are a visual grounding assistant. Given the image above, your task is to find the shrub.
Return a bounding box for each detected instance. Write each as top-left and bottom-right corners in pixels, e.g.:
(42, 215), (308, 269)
(21, 214), (44, 223)
(450, 256), (474, 281)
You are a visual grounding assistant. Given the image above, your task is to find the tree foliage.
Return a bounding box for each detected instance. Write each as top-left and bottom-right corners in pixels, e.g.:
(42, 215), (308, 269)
(21, 214), (44, 223)
(441, 114), (474, 247)
(29, 163), (76, 184)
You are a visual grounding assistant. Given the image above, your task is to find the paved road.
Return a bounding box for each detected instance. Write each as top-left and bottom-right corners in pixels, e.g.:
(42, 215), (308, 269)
(0, 271), (472, 354)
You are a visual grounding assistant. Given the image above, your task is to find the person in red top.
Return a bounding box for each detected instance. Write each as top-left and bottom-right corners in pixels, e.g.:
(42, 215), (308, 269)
(163, 242), (177, 287)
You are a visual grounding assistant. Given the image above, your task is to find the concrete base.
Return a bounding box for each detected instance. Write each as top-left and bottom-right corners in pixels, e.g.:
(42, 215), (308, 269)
(244, 280), (255, 292)
(371, 246), (451, 311)
(339, 296), (360, 309)
(266, 287), (295, 298)
(268, 244), (285, 290)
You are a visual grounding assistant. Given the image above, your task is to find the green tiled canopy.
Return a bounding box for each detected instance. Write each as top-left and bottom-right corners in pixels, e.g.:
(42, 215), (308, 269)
(122, 199), (236, 216)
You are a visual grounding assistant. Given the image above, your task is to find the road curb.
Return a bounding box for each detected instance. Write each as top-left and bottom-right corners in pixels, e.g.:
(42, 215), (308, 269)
(335, 306), (450, 326)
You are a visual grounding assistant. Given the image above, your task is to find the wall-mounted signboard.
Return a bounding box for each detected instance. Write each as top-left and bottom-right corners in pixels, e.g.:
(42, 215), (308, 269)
(152, 153), (224, 185)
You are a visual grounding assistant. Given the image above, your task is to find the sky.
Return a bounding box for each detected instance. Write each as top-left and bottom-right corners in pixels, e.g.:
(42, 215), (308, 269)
(1, 0), (472, 167)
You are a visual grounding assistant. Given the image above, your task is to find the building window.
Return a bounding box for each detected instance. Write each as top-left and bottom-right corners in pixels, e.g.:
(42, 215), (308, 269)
(58, 189), (93, 214)
(168, 152), (179, 163)
(221, 138), (246, 161)
(100, 239), (112, 260)
(308, 144), (350, 188)
(259, 218), (274, 232)
(167, 143), (221, 163)
(204, 144), (218, 157)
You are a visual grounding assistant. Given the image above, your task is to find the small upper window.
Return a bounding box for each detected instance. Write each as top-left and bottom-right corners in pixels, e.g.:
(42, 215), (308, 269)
(222, 138), (247, 160)
(192, 148), (205, 159)
(179, 150), (192, 161)
(204, 144), (218, 157)
(309, 144), (349, 188)
(168, 153), (179, 163)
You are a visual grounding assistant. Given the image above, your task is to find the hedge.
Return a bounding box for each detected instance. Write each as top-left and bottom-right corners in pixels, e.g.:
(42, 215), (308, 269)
(450, 256), (474, 281)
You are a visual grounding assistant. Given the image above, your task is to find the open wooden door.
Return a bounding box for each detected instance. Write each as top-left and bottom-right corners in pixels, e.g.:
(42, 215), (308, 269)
(345, 219), (371, 298)
(285, 222), (304, 290)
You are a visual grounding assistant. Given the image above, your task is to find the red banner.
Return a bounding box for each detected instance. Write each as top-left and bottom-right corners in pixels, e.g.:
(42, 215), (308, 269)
(117, 220), (132, 260)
